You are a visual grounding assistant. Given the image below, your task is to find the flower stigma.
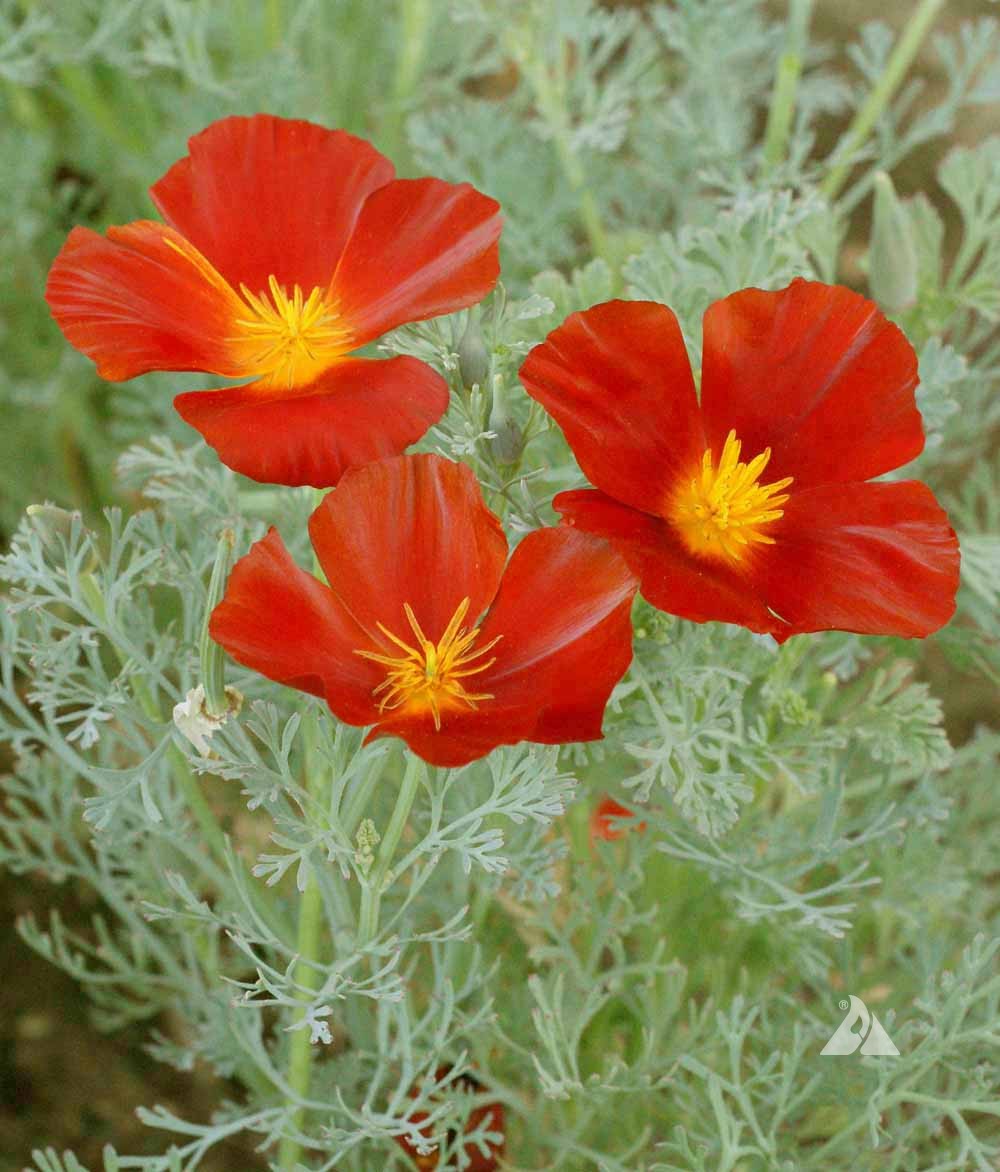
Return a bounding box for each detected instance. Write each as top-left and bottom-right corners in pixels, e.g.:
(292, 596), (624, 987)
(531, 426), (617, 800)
(670, 429), (793, 563)
(233, 275), (349, 387)
(355, 597), (501, 730)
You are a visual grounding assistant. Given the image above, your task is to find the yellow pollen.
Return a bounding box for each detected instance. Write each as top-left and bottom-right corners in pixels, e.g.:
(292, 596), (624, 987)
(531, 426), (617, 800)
(230, 275), (349, 388)
(669, 429), (793, 564)
(354, 598), (501, 731)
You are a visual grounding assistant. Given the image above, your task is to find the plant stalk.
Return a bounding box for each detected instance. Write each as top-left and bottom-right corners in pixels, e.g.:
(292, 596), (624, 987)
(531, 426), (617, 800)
(762, 0), (813, 169)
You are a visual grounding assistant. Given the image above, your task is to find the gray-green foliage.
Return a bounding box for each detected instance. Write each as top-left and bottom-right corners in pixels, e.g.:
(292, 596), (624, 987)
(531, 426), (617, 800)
(2, 1), (1000, 1169)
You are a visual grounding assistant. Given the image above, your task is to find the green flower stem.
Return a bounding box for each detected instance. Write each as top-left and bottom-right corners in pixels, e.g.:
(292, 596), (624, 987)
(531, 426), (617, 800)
(762, 0), (813, 169)
(819, 0), (946, 202)
(357, 753), (425, 947)
(277, 710), (334, 1170)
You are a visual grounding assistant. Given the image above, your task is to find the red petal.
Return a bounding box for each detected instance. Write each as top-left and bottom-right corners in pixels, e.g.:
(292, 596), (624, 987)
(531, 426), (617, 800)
(331, 178), (502, 346)
(208, 529), (383, 725)
(150, 115), (394, 294)
(756, 480), (960, 638)
(308, 454), (508, 646)
(554, 489), (782, 634)
(519, 300), (704, 514)
(45, 222), (245, 381)
(174, 356), (448, 487)
(591, 796), (646, 842)
(366, 529), (637, 767)
(701, 279), (924, 488)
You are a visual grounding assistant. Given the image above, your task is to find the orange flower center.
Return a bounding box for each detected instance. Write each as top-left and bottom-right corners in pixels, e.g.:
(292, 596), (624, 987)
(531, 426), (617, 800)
(355, 598), (501, 730)
(669, 430), (792, 564)
(232, 275), (350, 388)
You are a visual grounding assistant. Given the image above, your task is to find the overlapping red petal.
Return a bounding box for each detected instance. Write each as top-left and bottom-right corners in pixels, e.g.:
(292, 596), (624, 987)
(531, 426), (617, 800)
(211, 454), (636, 766)
(174, 357), (449, 488)
(523, 283), (959, 640)
(207, 528), (382, 726)
(150, 114), (395, 295)
(554, 489), (778, 634)
(701, 279), (924, 487)
(46, 115), (504, 488)
(45, 222), (245, 381)
(331, 178), (502, 347)
(757, 480), (960, 638)
(518, 299), (704, 514)
(591, 796), (647, 843)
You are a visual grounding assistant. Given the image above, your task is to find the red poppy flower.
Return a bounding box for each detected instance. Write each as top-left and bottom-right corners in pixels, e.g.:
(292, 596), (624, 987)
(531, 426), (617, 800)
(590, 795), (647, 842)
(394, 1066), (504, 1171)
(519, 280), (960, 640)
(209, 453), (637, 767)
(45, 115), (502, 487)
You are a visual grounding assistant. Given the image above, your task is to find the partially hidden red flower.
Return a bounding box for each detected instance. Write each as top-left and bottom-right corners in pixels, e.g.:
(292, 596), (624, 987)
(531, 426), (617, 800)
(394, 1066), (504, 1171)
(45, 115), (502, 487)
(209, 453), (637, 767)
(519, 280), (960, 641)
(590, 795), (647, 843)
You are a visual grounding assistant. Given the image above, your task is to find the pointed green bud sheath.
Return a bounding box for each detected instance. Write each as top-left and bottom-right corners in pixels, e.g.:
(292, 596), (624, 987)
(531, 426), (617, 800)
(201, 528), (235, 716)
(457, 309), (490, 390)
(26, 503), (78, 552)
(869, 171), (918, 313)
(488, 375), (524, 466)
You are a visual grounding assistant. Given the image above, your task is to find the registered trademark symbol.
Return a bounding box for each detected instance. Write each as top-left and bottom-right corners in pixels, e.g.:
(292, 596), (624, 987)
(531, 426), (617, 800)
(838, 999), (849, 1011)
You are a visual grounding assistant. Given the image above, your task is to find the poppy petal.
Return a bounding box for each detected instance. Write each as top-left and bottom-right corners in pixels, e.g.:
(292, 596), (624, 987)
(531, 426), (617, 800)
(45, 222), (245, 381)
(174, 356), (448, 487)
(208, 528), (383, 725)
(308, 453), (508, 645)
(554, 489), (782, 634)
(757, 480), (960, 638)
(701, 279), (924, 488)
(331, 178), (502, 346)
(150, 114), (395, 294)
(519, 300), (704, 514)
(369, 530), (637, 767)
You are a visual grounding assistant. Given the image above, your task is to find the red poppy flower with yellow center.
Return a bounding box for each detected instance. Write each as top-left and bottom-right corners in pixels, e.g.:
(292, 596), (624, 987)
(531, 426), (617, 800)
(209, 453), (637, 767)
(519, 280), (960, 640)
(45, 115), (502, 487)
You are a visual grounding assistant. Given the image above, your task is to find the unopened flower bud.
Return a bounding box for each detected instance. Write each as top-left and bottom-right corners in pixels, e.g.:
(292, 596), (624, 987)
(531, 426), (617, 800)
(201, 529), (235, 716)
(869, 171), (918, 313)
(458, 310), (490, 389)
(488, 376), (524, 466)
(26, 503), (79, 552)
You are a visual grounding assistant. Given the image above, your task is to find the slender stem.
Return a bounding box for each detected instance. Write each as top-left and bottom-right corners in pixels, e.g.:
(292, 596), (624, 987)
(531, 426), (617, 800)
(358, 753), (424, 947)
(819, 0), (946, 202)
(277, 710), (332, 1170)
(380, 0), (432, 162)
(761, 0), (813, 169)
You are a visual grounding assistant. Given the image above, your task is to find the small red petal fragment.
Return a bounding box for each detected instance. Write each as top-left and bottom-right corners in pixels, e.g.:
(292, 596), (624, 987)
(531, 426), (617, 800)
(591, 796), (647, 842)
(174, 356), (448, 488)
(332, 178), (502, 347)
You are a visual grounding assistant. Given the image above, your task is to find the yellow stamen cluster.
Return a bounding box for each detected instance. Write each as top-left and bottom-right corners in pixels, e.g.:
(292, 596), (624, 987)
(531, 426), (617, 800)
(232, 275), (348, 387)
(355, 598), (501, 730)
(670, 429), (793, 564)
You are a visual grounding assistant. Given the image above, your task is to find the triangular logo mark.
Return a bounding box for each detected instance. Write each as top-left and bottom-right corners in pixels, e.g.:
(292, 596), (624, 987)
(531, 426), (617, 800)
(820, 995), (900, 1057)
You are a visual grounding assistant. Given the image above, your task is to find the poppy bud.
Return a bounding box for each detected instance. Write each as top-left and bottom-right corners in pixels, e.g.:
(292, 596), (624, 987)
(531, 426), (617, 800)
(26, 503), (79, 552)
(590, 795), (647, 843)
(488, 376), (524, 466)
(201, 529), (236, 716)
(394, 1066), (505, 1171)
(869, 171), (918, 313)
(458, 310), (490, 390)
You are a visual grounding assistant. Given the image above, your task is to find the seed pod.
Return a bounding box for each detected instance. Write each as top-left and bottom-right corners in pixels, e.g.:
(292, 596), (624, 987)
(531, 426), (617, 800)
(457, 311), (490, 390)
(869, 171), (918, 313)
(488, 376), (524, 466)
